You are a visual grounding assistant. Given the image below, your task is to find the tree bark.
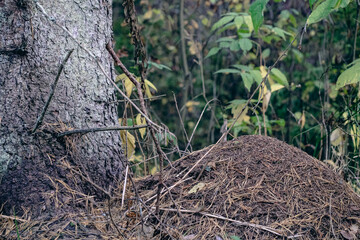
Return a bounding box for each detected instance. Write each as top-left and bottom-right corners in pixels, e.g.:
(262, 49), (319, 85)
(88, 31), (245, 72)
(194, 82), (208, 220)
(0, 0), (125, 215)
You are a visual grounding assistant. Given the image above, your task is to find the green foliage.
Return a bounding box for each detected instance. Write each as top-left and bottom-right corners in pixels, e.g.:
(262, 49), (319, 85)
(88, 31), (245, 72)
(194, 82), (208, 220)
(336, 59), (360, 89)
(147, 60), (172, 71)
(307, 0), (351, 25)
(211, 15), (235, 32)
(205, 47), (221, 58)
(271, 68), (289, 87)
(112, 0), (360, 189)
(239, 38), (252, 53)
(249, 0), (269, 32)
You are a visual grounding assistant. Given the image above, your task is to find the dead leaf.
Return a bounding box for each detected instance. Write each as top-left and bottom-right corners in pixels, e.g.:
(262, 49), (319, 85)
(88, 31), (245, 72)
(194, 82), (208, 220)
(350, 224), (359, 234)
(182, 234), (197, 240)
(262, 90), (271, 112)
(188, 182), (205, 194)
(340, 230), (356, 240)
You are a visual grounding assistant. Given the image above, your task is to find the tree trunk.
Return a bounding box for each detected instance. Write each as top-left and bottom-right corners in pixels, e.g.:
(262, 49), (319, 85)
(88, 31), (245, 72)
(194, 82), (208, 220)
(0, 0), (125, 215)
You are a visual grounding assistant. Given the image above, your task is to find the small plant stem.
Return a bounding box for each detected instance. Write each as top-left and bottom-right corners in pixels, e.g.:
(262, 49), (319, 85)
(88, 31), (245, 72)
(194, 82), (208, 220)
(107, 44), (168, 215)
(32, 49), (74, 133)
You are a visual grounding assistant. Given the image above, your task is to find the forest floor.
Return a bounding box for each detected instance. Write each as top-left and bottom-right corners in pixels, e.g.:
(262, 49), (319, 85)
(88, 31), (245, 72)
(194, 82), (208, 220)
(1, 135), (360, 239)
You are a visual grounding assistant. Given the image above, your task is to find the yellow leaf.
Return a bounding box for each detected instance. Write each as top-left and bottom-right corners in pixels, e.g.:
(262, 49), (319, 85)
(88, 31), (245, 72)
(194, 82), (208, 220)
(258, 82), (268, 101)
(118, 118), (125, 125)
(185, 100), (200, 113)
(188, 182), (206, 194)
(145, 86), (152, 98)
(299, 111), (306, 130)
(124, 77), (135, 97)
(136, 113), (147, 138)
(145, 79), (157, 91)
(262, 91), (271, 112)
(260, 65), (275, 86)
(185, 101), (200, 107)
(150, 166), (157, 175)
(201, 17), (209, 27)
(243, 15), (254, 33)
(330, 128), (344, 147)
(115, 73), (127, 83)
(343, 112), (349, 125)
(260, 66), (267, 78)
(143, 10), (153, 20)
(351, 125), (360, 150)
(120, 130), (136, 159)
(189, 42), (197, 55)
(270, 83), (285, 92)
(231, 103), (250, 124)
(144, 79), (157, 98)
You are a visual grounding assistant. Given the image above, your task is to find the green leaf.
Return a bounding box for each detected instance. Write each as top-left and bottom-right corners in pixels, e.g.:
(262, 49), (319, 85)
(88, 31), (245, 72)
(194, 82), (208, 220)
(211, 15), (235, 32)
(219, 41), (231, 48)
(230, 40), (240, 51)
(335, 62), (360, 90)
(216, 37), (235, 42)
(241, 72), (254, 91)
(347, 58), (360, 67)
(309, 0), (317, 9)
(224, 12), (239, 17)
(250, 70), (263, 84)
(148, 61), (172, 71)
(306, 0), (337, 25)
(272, 27), (289, 40)
(262, 48), (270, 59)
(249, 0), (269, 32)
(339, 0), (350, 8)
(205, 47), (220, 58)
(218, 22), (236, 34)
(243, 15), (254, 33)
(234, 16), (244, 29)
(226, 99), (248, 109)
(271, 68), (288, 87)
(239, 38), (253, 52)
(215, 69), (242, 74)
(292, 48), (304, 63)
(232, 64), (251, 71)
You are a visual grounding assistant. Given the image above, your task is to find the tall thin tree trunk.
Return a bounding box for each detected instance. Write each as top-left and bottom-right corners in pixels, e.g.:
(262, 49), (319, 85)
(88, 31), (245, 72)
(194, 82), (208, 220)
(0, 0), (125, 214)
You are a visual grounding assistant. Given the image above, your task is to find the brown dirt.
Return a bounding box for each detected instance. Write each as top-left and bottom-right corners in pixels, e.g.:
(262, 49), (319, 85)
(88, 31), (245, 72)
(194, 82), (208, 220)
(1, 135), (360, 239)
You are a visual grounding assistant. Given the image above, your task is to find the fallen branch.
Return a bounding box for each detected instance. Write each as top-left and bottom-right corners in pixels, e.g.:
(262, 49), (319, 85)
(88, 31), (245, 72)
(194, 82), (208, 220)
(57, 124), (148, 137)
(0, 214), (29, 223)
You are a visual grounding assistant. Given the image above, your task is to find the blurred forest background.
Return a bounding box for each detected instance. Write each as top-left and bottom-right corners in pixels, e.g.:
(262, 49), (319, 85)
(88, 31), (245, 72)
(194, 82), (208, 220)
(111, 0), (360, 192)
